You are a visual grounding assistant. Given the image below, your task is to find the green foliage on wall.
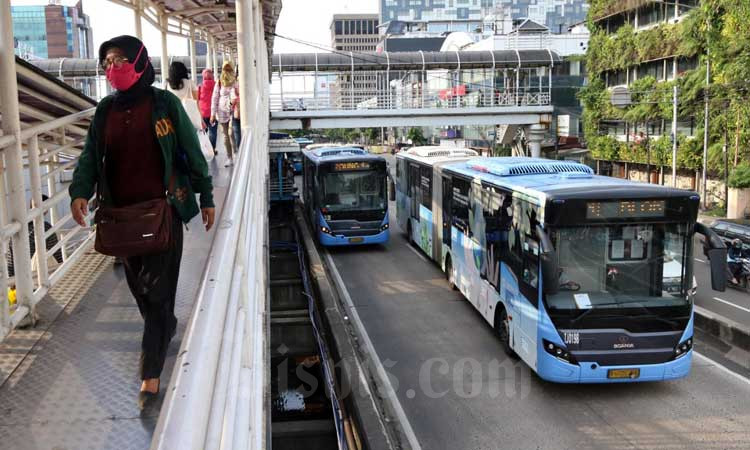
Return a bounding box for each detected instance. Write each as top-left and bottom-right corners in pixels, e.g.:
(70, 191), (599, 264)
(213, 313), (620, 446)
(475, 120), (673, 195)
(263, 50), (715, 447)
(729, 164), (750, 189)
(582, 0), (750, 171)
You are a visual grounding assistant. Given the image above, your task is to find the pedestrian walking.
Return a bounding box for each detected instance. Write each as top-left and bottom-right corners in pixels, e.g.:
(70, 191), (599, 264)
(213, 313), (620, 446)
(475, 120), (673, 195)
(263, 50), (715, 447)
(166, 61), (203, 130)
(210, 60), (240, 166)
(68, 35), (215, 409)
(198, 69), (218, 155)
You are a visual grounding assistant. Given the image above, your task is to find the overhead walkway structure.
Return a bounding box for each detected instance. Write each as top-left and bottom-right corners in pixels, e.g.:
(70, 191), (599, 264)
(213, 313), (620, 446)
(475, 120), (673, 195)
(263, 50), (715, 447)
(0, 0), (278, 449)
(269, 49), (560, 151)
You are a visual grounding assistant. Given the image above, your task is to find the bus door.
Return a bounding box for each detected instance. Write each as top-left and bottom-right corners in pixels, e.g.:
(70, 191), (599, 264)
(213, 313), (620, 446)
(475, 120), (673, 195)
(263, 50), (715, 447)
(442, 176), (452, 249)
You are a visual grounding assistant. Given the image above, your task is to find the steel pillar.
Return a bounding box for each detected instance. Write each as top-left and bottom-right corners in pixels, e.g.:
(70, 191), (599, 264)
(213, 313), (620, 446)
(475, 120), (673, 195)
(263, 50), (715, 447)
(160, 11), (169, 86)
(526, 123), (546, 158)
(189, 25), (197, 82)
(236, 0), (255, 130)
(0, 0), (34, 316)
(133, 0), (143, 40)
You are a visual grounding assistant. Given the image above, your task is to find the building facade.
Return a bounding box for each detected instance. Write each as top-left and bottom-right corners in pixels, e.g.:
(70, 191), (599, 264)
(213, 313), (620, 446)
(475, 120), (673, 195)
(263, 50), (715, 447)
(11, 0), (93, 60)
(330, 14), (381, 109)
(380, 0), (588, 31)
(330, 14), (380, 52)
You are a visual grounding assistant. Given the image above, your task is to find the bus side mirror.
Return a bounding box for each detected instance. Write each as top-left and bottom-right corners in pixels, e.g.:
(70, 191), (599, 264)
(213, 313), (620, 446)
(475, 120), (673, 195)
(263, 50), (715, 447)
(388, 178), (396, 202)
(536, 225), (559, 295)
(695, 222), (727, 292)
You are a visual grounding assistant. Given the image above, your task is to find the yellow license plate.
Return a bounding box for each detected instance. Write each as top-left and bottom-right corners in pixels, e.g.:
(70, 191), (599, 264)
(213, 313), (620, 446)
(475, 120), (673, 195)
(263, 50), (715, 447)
(349, 237), (364, 243)
(607, 368), (640, 379)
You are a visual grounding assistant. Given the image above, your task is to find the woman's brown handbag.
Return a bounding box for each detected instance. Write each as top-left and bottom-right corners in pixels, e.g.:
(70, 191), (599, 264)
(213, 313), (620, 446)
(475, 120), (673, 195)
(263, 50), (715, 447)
(94, 197), (173, 257)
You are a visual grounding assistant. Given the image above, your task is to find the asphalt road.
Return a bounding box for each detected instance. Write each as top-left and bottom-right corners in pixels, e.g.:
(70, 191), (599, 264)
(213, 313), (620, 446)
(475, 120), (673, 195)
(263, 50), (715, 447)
(326, 205), (750, 450)
(692, 247), (750, 330)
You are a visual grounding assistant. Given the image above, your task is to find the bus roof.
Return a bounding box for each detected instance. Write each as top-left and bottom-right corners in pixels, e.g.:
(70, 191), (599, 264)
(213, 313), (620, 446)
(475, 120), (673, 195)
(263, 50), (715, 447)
(396, 146), (479, 165)
(303, 146), (385, 164)
(444, 157), (698, 201)
(268, 138), (301, 153)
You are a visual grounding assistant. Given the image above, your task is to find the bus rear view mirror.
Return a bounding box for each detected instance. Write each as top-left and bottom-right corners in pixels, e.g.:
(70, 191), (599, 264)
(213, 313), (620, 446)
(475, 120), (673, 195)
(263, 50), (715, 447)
(388, 178), (396, 202)
(536, 225), (559, 295)
(695, 222), (727, 292)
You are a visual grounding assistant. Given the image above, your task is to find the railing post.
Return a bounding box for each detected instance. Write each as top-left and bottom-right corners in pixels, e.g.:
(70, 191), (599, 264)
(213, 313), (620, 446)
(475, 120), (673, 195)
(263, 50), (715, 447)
(514, 49), (521, 106)
(0, 0), (34, 319)
(27, 136), (49, 290)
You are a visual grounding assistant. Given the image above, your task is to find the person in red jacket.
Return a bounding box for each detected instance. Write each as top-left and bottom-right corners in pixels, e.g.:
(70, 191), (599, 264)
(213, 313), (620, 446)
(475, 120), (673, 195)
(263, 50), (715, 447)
(197, 68), (217, 155)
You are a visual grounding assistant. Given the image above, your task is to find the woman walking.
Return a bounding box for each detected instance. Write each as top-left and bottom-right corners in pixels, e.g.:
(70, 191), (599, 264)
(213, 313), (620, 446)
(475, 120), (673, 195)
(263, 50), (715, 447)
(211, 60), (239, 166)
(165, 61), (197, 100)
(198, 69), (218, 155)
(68, 35), (215, 408)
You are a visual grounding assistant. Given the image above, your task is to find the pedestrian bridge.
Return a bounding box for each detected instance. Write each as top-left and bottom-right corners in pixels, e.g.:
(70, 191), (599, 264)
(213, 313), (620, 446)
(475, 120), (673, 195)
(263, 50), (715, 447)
(269, 49), (559, 130)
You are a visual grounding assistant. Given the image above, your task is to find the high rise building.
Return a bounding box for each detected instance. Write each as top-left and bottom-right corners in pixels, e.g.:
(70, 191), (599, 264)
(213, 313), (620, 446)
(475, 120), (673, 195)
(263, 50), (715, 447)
(11, 0), (94, 60)
(379, 0), (588, 31)
(330, 14), (380, 52)
(330, 14), (380, 109)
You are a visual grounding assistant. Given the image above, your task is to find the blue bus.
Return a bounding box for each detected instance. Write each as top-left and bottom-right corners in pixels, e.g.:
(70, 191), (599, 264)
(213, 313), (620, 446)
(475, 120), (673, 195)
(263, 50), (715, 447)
(395, 155), (728, 383)
(302, 147), (389, 246)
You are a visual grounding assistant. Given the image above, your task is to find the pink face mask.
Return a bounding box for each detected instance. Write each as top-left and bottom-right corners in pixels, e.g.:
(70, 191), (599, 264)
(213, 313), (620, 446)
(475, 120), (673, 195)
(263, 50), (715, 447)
(105, 45), (145, 91)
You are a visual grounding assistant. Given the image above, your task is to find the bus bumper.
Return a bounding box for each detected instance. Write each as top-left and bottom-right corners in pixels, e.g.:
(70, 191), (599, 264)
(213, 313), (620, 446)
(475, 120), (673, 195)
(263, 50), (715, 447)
(536, 349), (692, 383)
(319, 229), (390, 246)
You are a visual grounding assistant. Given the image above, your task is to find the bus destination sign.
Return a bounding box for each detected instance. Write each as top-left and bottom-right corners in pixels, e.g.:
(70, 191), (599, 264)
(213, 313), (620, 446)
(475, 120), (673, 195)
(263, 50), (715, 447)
(586, 200), (666, 219)
(333, 162), (371, 171)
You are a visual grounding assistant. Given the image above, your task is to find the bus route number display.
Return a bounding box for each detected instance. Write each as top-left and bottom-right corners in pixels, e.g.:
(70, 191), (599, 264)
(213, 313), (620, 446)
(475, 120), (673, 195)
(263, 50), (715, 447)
(586, 200), (665, 219)
(333, 162), (371, 171)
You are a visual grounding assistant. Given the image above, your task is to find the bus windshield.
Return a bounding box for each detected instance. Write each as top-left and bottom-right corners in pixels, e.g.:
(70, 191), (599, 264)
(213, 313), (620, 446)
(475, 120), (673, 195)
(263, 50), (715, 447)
(321, 170), (385, 212)
(546, 222), (690, 310)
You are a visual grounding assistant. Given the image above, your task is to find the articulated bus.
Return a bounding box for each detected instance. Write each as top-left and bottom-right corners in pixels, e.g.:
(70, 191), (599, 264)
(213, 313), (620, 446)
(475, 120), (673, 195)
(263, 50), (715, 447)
(302, 147), (389, 246)
(395, 155), (728, 383)
(394, 146), (480, 257)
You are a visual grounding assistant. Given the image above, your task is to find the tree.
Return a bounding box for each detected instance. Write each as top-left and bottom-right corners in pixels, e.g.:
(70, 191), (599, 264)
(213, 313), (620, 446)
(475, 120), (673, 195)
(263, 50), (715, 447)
(406, 127), (427, 146)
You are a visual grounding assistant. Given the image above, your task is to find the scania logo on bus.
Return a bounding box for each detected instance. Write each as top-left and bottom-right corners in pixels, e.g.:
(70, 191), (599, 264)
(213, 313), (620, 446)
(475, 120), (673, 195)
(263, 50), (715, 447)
(613, 336), (635, 349)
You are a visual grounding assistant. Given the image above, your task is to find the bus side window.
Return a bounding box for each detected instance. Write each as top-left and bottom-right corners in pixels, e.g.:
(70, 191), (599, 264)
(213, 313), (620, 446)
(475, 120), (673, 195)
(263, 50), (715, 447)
(421, 166), (432, 210)
(442, 176), (452, 246)
(451, 177), (471, 235)
(509, 197), (540, 305)
(482, 186), (506, 287)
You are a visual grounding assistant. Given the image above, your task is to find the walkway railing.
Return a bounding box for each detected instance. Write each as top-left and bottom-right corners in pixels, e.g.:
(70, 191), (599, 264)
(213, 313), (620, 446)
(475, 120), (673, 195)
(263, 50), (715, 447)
(271, 67), (553, 113)
(1, 108), (96, 338)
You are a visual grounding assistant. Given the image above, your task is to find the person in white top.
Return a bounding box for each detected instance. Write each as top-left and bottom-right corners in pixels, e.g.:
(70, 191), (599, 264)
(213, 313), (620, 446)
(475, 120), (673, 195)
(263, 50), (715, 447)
(165, 61), (197, 100)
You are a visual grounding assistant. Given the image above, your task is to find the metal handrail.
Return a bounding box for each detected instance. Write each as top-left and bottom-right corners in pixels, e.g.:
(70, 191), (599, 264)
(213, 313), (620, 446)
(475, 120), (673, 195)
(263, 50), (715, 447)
(152, 126), (268, 449)
(1, 108), (96, 339)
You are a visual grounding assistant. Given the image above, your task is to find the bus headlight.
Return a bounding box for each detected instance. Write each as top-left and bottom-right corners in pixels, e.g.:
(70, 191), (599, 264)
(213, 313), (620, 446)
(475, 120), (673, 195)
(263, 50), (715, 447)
(543, 339), (577, 365)
(320, 226), (333, 235)
(672, 337), (693, 359)
(380, 223), (389, 231)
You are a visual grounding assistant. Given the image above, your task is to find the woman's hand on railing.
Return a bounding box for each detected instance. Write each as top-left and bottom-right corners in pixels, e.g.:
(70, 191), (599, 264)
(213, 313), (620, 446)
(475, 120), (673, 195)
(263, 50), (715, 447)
(71, 198), (89, 227)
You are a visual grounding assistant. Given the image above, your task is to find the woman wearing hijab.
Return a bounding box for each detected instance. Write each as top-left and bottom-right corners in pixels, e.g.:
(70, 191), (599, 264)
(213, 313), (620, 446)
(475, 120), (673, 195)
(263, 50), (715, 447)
(198, 69), (218, 154)
(68, 35), (215, 408)
(210, 60), (240, 166)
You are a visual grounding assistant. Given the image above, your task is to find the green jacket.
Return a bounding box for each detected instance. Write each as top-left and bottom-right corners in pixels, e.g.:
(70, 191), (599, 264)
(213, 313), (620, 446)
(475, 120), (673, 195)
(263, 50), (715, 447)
(69, 87), (214, 222)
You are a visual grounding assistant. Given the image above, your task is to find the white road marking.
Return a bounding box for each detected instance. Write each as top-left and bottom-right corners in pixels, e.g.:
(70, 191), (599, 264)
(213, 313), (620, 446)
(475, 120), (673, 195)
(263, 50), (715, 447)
(324, 251), (423, 450)
(694, 258), (705, 263)
(712, 296), (750, 313)
(694, 352), (750, 386)
(407, 243), (429, 262)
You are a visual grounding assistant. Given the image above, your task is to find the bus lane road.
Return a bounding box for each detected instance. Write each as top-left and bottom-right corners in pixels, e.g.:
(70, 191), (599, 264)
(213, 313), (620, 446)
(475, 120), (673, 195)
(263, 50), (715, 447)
(327, 207), (750, 450)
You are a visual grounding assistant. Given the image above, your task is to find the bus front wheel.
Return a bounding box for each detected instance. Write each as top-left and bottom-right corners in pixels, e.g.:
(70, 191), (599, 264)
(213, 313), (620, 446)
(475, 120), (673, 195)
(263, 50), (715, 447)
(407, 220), (414, 245)
(495, 306), (517, 358)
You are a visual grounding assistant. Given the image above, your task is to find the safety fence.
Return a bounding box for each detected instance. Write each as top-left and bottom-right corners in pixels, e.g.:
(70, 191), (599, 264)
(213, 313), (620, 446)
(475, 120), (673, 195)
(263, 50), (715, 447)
(0, 108), (96, 339)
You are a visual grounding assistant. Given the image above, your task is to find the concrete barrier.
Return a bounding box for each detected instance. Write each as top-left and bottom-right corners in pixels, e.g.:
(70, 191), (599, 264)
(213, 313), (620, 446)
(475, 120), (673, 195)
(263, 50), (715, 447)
(695, 306), (750, 352)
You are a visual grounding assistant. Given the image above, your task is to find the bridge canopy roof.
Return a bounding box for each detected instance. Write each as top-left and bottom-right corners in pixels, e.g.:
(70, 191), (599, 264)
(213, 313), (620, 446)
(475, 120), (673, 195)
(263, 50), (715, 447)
(272, 49), (561, 72)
